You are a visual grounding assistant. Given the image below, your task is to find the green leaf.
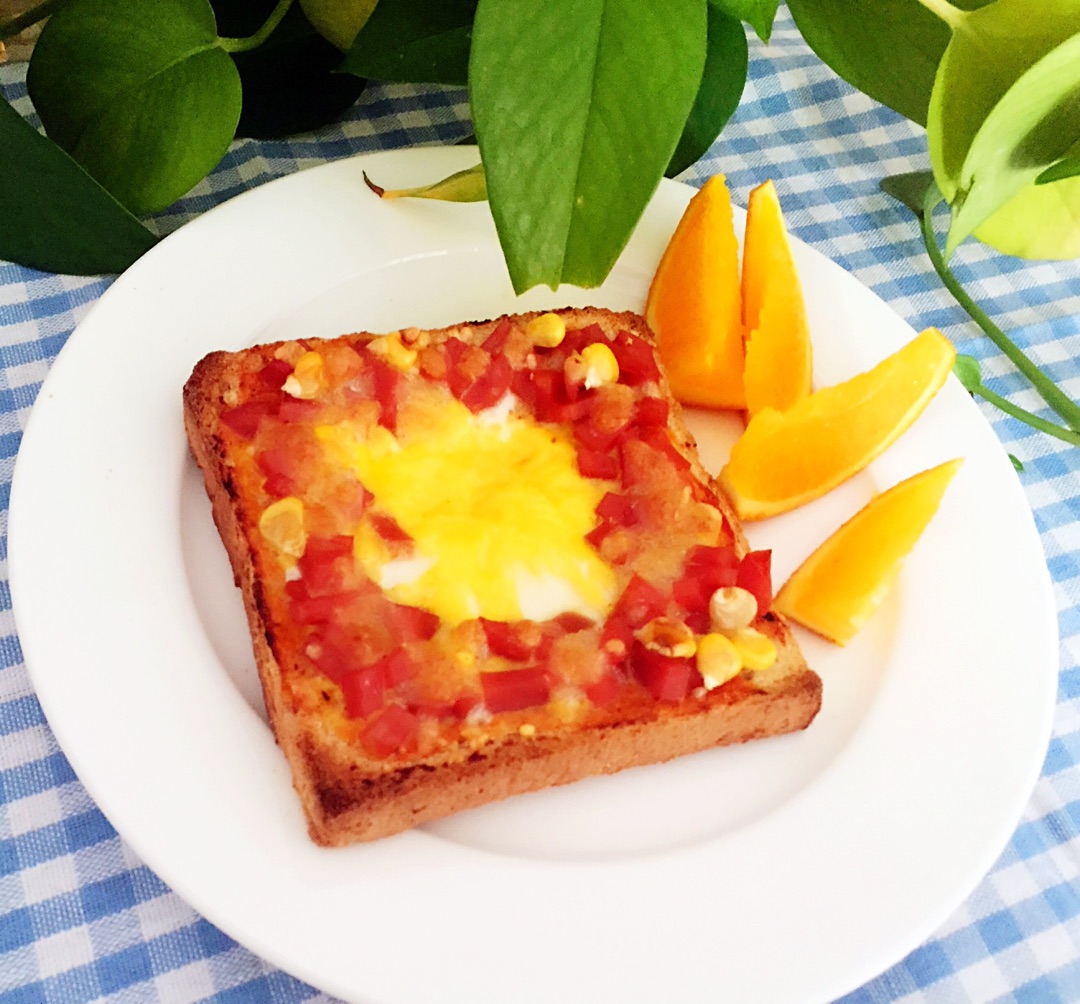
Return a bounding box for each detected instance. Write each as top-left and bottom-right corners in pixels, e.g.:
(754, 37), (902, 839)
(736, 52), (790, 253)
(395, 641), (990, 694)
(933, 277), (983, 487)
(212, 0), (366, 138)
(363, 162), (487, 201)
(786, 0), (951, 126)
(927, 0), (1080, 259)
(0, 98), (157, 275)
(667, 4), (747, 177)
(470, 0), (707, 293)
(708, 0), (777, 42)
(26, 0), (242, 215)
(341, 0), (477, 85)
(1009, 453), (1025, 472)
(880, 170), (936, 217)
(945, 31), (1080, 257)
(1036, 155), (1080, 185)
(952, 353), (983, 393)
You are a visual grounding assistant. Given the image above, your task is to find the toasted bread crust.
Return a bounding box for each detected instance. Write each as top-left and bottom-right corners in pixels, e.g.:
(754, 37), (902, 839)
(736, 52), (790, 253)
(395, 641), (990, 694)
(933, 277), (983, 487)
(184, 308), (821, 846)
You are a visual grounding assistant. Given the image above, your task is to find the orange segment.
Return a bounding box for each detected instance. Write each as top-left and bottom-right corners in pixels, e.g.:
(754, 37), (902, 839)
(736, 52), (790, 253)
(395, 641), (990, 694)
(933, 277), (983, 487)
(645, 174), (745, 409)
(774, 459), (963, 644)
(719, 328), (956, 520)
(741, 180), (812, 416)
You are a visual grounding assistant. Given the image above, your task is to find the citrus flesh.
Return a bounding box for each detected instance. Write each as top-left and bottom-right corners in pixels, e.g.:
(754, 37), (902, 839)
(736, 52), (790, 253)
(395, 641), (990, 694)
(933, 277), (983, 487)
(719, 327), (956, 521)
(774, 459), (963, 644)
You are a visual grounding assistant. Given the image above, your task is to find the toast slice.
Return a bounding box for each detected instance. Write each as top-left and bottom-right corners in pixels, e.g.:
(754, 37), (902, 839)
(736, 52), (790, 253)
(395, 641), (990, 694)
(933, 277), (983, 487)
(183, 308), (821, 846)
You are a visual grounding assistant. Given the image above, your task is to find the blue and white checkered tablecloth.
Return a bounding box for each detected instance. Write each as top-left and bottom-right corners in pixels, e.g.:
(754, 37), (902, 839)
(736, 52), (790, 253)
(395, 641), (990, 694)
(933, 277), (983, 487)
(3, 8), (1080, 1002)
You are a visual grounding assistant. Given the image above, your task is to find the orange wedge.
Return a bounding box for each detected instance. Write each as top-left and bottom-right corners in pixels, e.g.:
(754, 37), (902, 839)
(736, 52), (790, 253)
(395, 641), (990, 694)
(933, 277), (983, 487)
(719, 328), (956, 520)
(646, 174), (745, 409)
(741, 180), (812, 417)
(774, 459), (963, 644)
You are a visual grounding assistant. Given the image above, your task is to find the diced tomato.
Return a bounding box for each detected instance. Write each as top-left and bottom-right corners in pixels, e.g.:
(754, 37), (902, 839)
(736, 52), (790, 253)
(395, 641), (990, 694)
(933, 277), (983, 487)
(380, 648), (418, 687)
(257, 357), (294, 391)
(672, 544), (740, 614)
(480, 667), (551, 713)
(610, 330), (660, 385)
(522, 368), (590, 423)
(285, 580), (356, 624)
(554, 611), (594, 634)
(298, 534), (355, 595)
(638, 426), (692, 474)
(482, 318), (514, 355)
(362, 705), (420, 758)
(573, 414), (621, 453)
(585, 522), (612, 549)
(737, 550), (773, 615)
(635, 396), (670, 427)
(460, 353), (513, 412)
(595, 492), (641, 528)
(341, 664), (386, 718)
(602, 575), (667, 653)
(221, 400), (276, 438)
(559, 324), (606, 356)
(584, 672), (621, 706)
(632, 647), (693, 703)
(443, 336), (468, 370)
(576, 446), (619, 481)
(389, 603), (441, 642)
(369, 357), (401, 431)
(453, 693), (480, 718)
(255, 446), (299, 497)
(481, 618), (543, 660)
(370, 512), (412, 543)
(306, 625), (356, 682)
(277, 398), (320, 424)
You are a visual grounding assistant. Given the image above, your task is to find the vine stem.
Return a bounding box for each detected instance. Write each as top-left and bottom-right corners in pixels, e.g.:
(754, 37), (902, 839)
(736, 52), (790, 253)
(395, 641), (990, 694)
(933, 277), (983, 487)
(967, 382), (1080, 446)
(0, 0), (60, 40)
(218, 0), (294, 53)
(921, 183), (1080, 433)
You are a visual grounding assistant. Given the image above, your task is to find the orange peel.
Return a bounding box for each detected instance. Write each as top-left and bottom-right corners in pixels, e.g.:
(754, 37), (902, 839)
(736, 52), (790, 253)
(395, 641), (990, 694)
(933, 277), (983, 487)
(718, 328), (956, 521)
(774, 459), (963, 644)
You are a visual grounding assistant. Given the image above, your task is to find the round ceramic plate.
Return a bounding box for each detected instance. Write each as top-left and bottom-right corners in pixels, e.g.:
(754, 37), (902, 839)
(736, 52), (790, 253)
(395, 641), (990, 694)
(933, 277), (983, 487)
(9, 146), (1057, 1003)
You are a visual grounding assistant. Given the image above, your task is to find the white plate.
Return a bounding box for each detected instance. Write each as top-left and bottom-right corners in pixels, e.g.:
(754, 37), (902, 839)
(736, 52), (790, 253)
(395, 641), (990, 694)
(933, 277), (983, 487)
(9, 147), (1057, 1003)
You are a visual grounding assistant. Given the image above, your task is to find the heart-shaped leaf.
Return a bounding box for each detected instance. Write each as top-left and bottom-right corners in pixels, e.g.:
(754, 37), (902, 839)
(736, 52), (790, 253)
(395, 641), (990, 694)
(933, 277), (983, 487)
(470, 0), (707, 293)
(952, 354), (983, 394)
(1036, 155), (1080, 185)
(927, 0), (1080, 259)
(787, 0), (951, 126)
(363, 162), (487, 201)
(880, 170), (936, 217)
(667, 2), (747, 178)
(945, 31), (1080, 257)
(708, 0), (778, 42)
(0, 98), (157, 275)
(26, 0), (242, 215)
(341, 0), (477, 85)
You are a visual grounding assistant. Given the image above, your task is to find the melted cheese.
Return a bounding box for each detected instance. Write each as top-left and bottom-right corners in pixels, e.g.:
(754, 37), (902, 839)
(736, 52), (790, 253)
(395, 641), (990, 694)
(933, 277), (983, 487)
(317, 396), (617, 625)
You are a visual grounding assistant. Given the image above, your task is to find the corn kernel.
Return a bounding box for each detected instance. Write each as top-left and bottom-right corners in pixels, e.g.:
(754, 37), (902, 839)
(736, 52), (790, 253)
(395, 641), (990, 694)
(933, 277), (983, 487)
(709, 585), (758, 632)
(581, 342), (620, 388)
(519, 723), (536, 737)
(283, 351), (325, 399)
(634, 616), (697, 658)
(367, 333), (417, 372)
(550, 686), (588, 723)
(526, 312), (566, 348)
(258, 496), (306, 557)
(730, 627), (777, 671)
(696, 632), (742, 690)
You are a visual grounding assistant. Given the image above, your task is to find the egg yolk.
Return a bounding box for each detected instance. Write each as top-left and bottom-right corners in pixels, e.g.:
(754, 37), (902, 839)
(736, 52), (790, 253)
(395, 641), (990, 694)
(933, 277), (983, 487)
(317, 397), (617, 625)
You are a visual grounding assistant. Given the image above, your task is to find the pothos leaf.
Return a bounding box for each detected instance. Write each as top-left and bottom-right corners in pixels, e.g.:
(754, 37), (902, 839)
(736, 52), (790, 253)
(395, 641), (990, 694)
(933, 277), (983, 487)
(341, 0), (477, 85)
(212, 0), (366, 138)
(1010, 453), (1025, 472)
(945, 31), (1080, 257)
(470, 0), (707, 293)
(667, 3), (747, 178)
(880, 170), (936, 217)
(708, 0), (778, 43)
(26, 0), (242, 215)
(363, 162), (487, 201)
(952, 354), (983, 394)
(0, 98), (157, 275)
(1036, 156), (1080, 185)
(786, 0), (950, 126)
(927, 0), (1080, 259)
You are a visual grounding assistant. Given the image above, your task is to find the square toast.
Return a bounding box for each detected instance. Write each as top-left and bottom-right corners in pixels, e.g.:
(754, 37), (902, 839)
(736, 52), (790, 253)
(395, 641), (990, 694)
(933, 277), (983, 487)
(183, 307), (821, 845)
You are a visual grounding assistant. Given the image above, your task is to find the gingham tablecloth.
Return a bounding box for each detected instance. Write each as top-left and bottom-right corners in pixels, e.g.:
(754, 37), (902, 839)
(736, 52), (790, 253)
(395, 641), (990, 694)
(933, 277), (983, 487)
(3, 10), (1080, 1003)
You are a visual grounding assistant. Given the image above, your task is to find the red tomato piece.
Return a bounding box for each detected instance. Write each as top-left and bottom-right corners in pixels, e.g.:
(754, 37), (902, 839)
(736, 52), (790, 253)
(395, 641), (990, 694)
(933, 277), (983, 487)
(610, 330), (660, 385)
(480, 667), (551, 713)
(221, 400), (276, 438)
(482, 318), (514, 355)
(460, 353), (513, 412)
(277, 398), (320, 424)
(672, 544), (739, 614)
(553, 611), (594, 634)
(573, 415), (621, 453)
(584, 672), (621, 706)
(576, 446), (619, 481)
(298, 535), (354, 595)
(362, 705), (420, 758)
(602, 575), (667, 653)
(255, 446), (298, 497)
(389, 603), (441, 642)
(481, 618), (543, 661)
(635, 396), (670, 427)
(369, 357), (402, 431)
(632, 647), (693, 703)
(307, 625), (357, 682)
(257, 357), (294, 391)
(595, 492), (641, 528)
(737, 549), (773, 615)
(342, 664), (386, 718)
(370, 512), (412, 543)
(380, 648), (418, 687)
(286, 580), (356, 624)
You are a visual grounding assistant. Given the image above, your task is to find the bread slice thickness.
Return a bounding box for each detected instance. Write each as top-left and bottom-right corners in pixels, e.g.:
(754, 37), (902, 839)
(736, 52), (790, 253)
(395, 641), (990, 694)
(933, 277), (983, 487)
(183, 308), (821, 846)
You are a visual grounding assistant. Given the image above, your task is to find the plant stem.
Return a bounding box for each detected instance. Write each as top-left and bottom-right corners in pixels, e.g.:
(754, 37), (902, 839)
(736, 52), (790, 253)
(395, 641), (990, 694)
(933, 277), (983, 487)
(968, 382), (1080, 447)
(0, 0), (60, 40)
(218, 0), (294, 53)
(921, 183), (1080, 432)
(913, 0), (966, 31)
